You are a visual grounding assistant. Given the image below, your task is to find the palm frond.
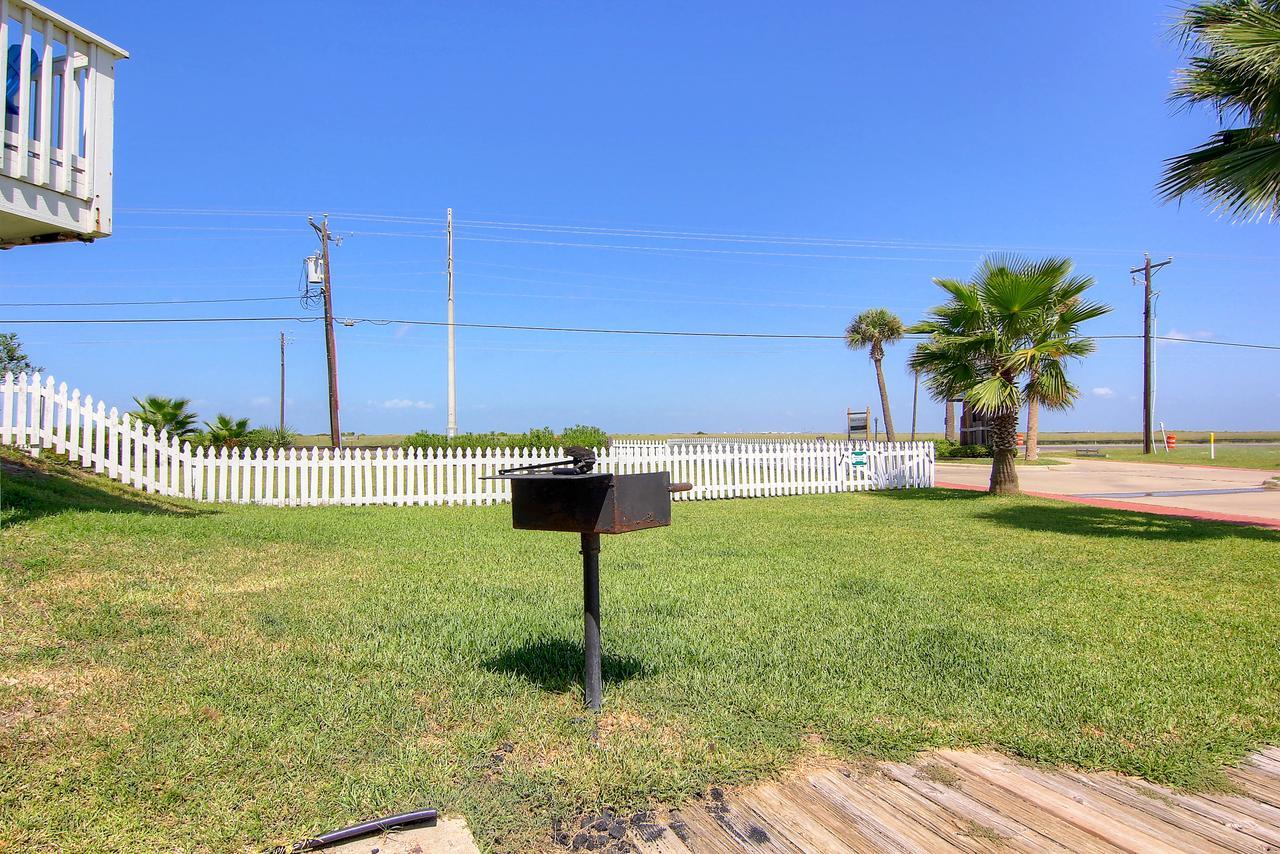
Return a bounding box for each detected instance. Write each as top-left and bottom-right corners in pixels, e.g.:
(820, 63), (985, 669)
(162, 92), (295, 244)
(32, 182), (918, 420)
(1166, 1), (1280, 220)
(1160, 128), (1280, 219)
(966, 375), (1022, 416)
(1025, 360), (1079, 411)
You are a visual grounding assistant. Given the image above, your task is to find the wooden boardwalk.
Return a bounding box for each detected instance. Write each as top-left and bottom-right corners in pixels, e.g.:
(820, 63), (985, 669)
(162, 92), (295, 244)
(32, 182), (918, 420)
(609, 747), (1280, 853)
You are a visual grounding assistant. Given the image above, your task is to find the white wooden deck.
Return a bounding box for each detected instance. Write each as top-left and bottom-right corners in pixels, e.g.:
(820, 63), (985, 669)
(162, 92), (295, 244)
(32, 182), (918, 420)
(0, 0), (126, 247)
(571, 748), (1280, 853)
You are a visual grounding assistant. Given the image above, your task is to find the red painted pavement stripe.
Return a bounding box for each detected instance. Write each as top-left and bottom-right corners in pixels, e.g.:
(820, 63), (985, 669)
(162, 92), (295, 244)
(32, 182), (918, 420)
(934, 481), (1280, 531)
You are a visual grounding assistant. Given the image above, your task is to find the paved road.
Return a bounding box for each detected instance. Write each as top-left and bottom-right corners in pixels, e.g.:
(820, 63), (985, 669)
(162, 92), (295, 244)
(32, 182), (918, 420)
(936, 458), (1280, 524)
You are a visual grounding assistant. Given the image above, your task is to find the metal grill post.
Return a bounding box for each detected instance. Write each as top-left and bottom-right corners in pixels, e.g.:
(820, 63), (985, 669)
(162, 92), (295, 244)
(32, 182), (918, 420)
(580, 532), (603, 711)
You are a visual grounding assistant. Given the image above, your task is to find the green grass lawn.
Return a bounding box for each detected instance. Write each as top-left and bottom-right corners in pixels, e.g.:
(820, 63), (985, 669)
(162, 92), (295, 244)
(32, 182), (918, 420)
(2, 451), (1279, 852)
(1045, 444), (1280, 471)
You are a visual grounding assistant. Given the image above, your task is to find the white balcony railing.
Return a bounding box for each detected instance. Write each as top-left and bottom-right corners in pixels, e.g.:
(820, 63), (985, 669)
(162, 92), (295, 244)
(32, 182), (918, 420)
(0, 0), (126, 247)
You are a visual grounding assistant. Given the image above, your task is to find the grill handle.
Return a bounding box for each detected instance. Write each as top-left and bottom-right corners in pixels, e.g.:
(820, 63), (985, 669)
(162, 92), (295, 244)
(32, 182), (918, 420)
(668, 481), (693, 493)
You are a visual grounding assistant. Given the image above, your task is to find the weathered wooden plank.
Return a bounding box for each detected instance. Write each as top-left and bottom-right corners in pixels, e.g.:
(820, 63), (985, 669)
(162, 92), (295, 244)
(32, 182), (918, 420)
(740, 781), (868, 854)
(708, 789), (808, 853)
(1227, 768), (1280, 809)
(625, 808), (697, 854)
(807, 769), (969, 852)
(941, 751), (1185, 854)
(774, 774), (897, 851)
(669, 806), (755, 854)
(1197, 793), (1280, 841)
(929, 754), (1126, 853)
(856, 770), (1009, 853)
(1058, 769), (1272, 854)
(881, 761), (1074, 853)
(783, 774), (918, 853)
(1007, 762), (1235, 853)
(1246, 753), (1280, 779)
(1104, 775), (1280, 850)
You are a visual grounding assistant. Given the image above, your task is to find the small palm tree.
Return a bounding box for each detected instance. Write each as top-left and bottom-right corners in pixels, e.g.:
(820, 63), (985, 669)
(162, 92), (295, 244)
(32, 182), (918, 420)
(1161, 1), (1280, 219)
(1021, 258), (1110, 461)
(206, 414), (251, 449)
(845, 308), (905, 441)
(130, 395), (198, 437)
(909, 256), (1109, 494)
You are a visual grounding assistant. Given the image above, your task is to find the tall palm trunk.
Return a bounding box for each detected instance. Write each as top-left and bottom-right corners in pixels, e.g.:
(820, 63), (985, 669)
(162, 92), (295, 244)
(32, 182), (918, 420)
(944, 400), (957, 442)
(910, 370), (919, 442)
(1025, 397), (1039, 461)
(989, 408), (1021, 494)
(873, 356), (896, 441)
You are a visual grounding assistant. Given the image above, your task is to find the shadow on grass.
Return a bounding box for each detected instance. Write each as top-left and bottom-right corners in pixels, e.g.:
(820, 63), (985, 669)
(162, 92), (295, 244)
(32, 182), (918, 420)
(877, 485), (1280, 542)
(975, 503), (1280, 543)
(483, 637), (648, 692)
(875, 486), (987, 502)
(1, 452), (206, 525)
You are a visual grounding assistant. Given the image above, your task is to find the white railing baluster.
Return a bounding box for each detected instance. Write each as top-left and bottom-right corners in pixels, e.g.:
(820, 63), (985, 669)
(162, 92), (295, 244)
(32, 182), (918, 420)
(17, 9), (33, 179)
(37, 16), (52, 186)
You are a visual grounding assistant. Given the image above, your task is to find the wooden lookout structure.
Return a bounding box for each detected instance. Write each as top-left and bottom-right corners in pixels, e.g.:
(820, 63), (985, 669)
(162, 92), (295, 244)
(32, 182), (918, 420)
(0, 0), (126, 248)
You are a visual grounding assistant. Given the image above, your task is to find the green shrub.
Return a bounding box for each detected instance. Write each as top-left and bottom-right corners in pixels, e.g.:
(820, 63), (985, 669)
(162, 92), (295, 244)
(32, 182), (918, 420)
(932, 439), (994, 458)
(401, 432), (486, 451)
(244, 426), (295, 450)
(559, 424), (609, 449)
(184, 426), (294, 452)
(525, 426), (557, 448)
(400, 425), (609, 452)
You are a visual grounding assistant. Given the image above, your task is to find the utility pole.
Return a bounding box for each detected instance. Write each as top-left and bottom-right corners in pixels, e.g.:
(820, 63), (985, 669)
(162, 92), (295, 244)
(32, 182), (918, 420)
(279, 331), (287, 432)
(446, 207), (457, 438)
(1129, 253), (1172, 455)
(309, 214), (342, 448)
(910, 369), (919, 442)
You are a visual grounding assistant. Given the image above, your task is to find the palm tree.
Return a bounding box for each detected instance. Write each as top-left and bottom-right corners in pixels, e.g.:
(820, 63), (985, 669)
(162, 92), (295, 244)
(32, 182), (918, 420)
(845, 308), (905, 441)
(205, 414), (251, 449)
(130, 395), (198, 438)
(909, 256), (1109, 494)
(1161, 1), (1280, 219)
(1020, 258), (1108, 461)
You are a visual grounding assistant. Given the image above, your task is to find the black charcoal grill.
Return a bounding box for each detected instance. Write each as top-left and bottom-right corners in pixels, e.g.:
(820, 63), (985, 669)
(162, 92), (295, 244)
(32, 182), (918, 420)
(491, 447), (690, 710)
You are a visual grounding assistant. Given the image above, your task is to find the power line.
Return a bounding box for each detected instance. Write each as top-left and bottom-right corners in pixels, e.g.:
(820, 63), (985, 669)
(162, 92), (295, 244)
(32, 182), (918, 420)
(338, 229), (1003, 262)
(114, 205), (1280, 262)
(5, 314), (1279, 350)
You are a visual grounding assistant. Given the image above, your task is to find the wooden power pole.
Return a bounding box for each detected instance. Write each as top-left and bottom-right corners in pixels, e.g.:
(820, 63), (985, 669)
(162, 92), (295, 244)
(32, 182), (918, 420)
(446, 207), (457, 438)
(310, 214), (342, 448)
(910, 369), (919, 442)
(279, 331), (287, 432)
(1129, 253), (1172, 455)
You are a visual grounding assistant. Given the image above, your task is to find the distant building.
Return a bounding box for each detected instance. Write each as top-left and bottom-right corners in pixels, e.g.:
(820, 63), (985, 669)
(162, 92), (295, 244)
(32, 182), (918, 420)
(959, 402), (992, 446)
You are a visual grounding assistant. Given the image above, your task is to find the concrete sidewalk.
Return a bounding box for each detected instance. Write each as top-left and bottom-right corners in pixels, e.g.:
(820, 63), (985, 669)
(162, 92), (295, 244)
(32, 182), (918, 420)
(936, 458), (1280, 526)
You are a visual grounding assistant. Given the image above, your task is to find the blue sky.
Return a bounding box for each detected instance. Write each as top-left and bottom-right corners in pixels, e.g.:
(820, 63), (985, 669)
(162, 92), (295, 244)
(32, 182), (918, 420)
(5, 1), (1278, 435)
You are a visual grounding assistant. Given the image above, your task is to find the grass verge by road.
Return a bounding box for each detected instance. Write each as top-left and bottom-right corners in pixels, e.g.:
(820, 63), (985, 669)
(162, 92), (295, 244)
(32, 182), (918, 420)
(2, 450), (1278, 851)
(937, 457), (1067, 467)
(1045, 444), (1280, 471)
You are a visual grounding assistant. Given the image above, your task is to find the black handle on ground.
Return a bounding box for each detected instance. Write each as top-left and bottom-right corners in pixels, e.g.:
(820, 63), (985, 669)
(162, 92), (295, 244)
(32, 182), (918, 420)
(285, 809), (439, 852)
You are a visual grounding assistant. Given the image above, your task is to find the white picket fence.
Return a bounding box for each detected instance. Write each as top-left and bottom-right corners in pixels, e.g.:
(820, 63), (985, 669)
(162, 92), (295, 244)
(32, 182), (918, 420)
(1, 372), (934, 506)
